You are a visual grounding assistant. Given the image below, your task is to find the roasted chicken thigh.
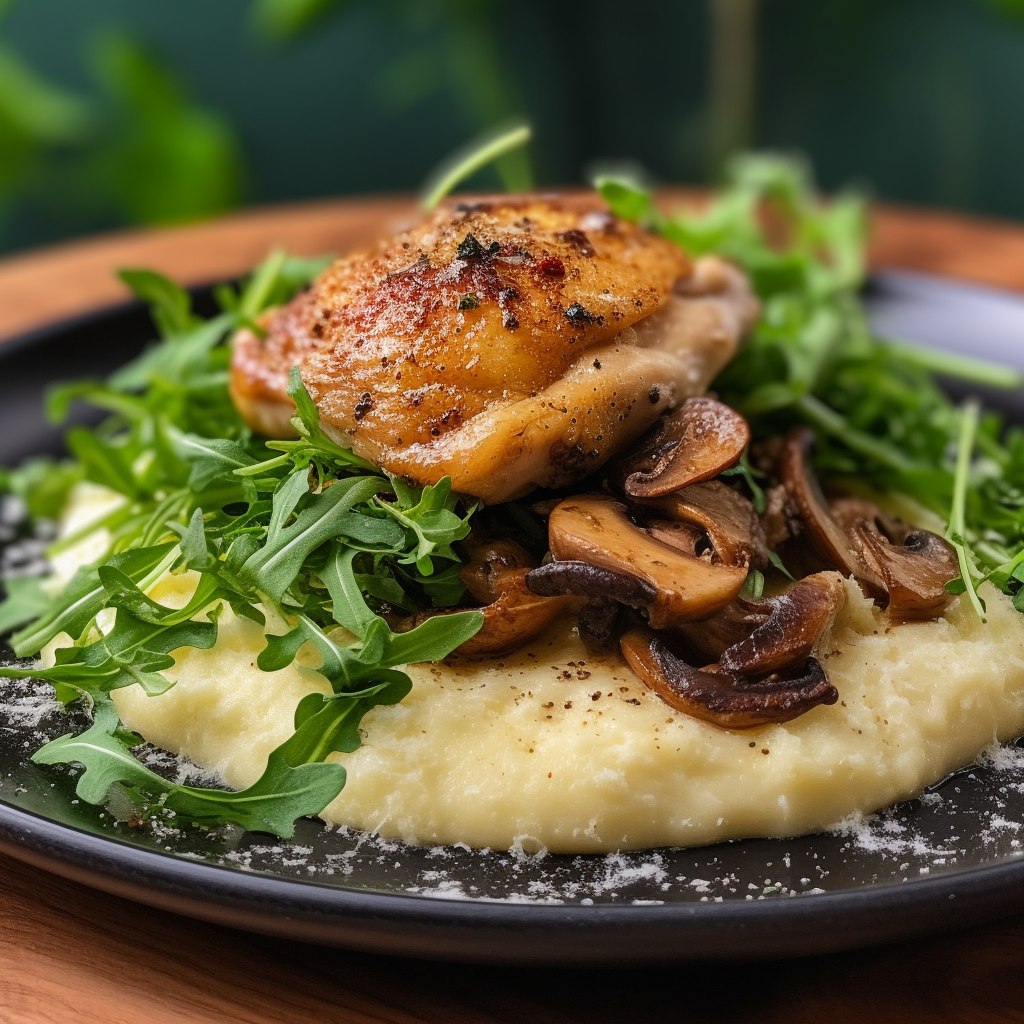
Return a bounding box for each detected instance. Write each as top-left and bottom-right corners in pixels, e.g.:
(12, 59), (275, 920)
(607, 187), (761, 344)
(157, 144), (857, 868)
(230, 196), (757, 502)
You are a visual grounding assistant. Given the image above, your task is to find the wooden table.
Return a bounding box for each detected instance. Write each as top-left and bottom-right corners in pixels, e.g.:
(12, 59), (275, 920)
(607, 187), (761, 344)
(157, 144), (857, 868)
(2, 196), (1024, 1023)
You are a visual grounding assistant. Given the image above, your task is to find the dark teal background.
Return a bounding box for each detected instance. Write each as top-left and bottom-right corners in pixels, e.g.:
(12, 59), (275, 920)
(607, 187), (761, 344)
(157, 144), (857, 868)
(2, 0), (1023, 254)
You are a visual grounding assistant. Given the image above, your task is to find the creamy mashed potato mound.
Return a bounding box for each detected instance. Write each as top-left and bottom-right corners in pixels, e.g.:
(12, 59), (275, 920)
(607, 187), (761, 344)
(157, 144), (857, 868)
(51, 484), (1024, 853)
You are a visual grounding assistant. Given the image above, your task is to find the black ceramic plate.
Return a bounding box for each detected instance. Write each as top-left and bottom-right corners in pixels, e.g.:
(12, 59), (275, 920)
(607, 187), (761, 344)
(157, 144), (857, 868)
(3, 270), (1024, 965)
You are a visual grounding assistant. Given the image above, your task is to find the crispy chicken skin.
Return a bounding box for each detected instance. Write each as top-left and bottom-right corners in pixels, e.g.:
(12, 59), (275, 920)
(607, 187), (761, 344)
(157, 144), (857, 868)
(230, 196), (758, 503)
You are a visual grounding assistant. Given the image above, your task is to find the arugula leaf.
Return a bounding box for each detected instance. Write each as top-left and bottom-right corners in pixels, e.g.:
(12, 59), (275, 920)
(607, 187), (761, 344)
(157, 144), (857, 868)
(319, 543), (482, 664)
(176, 506), (216, 570)
(946, 400), (987, 620)
(31, 700), (352, 837)
(0, 575), (52, 634)
(118, 268), (200, 338)
(317, 545), (378, 641)
(375, 476), (474, 575)
(10, 543), (176, 657)
(164, 425), (257, 492)
(162, 747), (348, 836)
(33, 702), (177, 802)
(241, 475), (393, 603)
(64, 426), (141, 499)
(263, 368), (378, 475)
(1, 608), (218, 702)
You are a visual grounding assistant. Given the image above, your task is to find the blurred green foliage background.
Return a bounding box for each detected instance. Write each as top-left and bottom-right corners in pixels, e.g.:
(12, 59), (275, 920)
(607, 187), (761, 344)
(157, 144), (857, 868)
(1, 0), (1023, 255)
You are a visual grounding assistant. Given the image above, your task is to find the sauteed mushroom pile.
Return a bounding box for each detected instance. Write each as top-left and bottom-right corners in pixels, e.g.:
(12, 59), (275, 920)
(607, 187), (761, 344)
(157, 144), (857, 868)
(406, 397), (961, 730)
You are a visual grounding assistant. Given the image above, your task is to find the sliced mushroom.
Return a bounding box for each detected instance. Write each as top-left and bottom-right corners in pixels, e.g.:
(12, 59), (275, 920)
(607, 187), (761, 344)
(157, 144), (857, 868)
(455, 571), (580, 657)
(392, 539), (580, 658)
(543, 494), (749, 629)
(644, 479), (769, 571)
(778, 430), (958, 621)
(673, 571), (845, 673)
(829, 497), (906, 541)
(645, 518), (705, 556)
(851, 523), (959, 622)
(620, 628), (838, 729)
(524, 559), (657, 607)
(525, 559), (656, 652)
(718, 571), (846, 675)
(460, 539), (538, 604)
(616, 396), (751, 498)
(779, 428), (886, 598)
(671, 599), (771, 666)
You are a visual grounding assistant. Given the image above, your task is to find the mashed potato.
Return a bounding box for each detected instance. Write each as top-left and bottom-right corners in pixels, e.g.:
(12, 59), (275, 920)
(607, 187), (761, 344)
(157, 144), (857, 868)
(111, 572), (1024, 853)
(52, 483), (1024, 853)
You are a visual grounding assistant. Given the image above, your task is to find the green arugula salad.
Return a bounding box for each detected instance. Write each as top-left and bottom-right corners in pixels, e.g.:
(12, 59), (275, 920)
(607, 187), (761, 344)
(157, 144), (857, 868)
(2, 150), (1023, 840)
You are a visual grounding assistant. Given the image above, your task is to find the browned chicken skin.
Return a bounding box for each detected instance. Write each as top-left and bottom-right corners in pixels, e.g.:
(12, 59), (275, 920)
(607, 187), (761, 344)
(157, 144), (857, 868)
(230, 195), (758, 503)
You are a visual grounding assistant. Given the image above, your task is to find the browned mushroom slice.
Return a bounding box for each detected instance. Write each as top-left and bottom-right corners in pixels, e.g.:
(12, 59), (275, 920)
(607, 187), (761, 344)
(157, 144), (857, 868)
(460, 539), (538, 604)
(718, 571), (846, 675)
(645, 479), (769, 570)
(456, 570), (580, 657)
(546, 494), (749, 629)
(779, 428), (886, 598)
(645, 518), (705, 556)
(829, 497), (907, 541)
(393, 540), (579, 658)
(672, 600), (771, 665)
(620, 628), (838, 729)
(576, 599), (624, 651)
(525, 559), (657, 652)
(850, 523), (960, 622)
(524, 560), (657, 607)
(618, 397), (751, 498)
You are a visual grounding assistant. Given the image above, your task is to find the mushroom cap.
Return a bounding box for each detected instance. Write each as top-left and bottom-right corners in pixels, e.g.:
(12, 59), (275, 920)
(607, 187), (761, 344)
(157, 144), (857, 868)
(460, 539), (538, 604)
(617, 396), (751, 499)
(393, 539), (580, 658)
(525, 559), (657, 607)
(456, 570), (580, 657)
(524, 558), (657, 652)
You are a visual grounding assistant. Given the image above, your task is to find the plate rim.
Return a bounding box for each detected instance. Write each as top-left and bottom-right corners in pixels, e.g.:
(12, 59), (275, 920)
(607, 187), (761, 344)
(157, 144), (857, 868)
(4, 794), (1024, 964)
